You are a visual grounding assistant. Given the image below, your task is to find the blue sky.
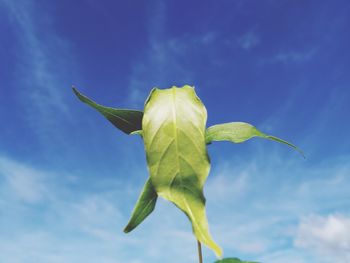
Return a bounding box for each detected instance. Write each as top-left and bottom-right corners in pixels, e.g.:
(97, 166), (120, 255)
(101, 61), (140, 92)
(0, 0), (350, 262)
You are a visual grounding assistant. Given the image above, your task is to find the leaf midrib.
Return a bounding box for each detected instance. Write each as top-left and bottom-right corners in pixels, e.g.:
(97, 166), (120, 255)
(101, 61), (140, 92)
(169, 88), (208, 243)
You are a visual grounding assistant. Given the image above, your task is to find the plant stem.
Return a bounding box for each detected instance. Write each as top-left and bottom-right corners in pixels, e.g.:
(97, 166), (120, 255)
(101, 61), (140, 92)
(197, 240), (203, 263)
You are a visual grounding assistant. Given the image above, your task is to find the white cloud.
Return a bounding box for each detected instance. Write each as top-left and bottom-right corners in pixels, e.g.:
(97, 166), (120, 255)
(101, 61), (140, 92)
(295, 214), (350, 262)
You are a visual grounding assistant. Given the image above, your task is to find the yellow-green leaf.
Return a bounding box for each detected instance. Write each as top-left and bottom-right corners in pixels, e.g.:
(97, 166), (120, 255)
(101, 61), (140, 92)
(73, 87), (143, 134)
(142, 86), (222, 257)
(206, 122), (304, 157)
(124, 178), (157, 233)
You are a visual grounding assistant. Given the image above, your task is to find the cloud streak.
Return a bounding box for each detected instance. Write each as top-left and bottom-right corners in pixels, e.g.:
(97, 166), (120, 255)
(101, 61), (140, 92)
(1, 0), (76, 142)
(0, 156), (49, 204)
(126, 2), (223, 107)
(237, 31), (260, 50)
(260, 48), (318, 64)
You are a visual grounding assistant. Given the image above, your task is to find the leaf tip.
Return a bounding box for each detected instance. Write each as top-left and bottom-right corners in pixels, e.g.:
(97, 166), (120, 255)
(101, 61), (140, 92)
(72, 86), (85, 102)
(123, 225), (132, 233)
(72, 86), (78, 94)
(216, 246), (223, 259)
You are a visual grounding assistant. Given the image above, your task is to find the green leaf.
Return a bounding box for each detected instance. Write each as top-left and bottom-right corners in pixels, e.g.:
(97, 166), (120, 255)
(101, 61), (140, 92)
(142, 86), (222, 257)
(215, 258), (259, 263)
(206, 122), (304, 157)
(124, 178), (157, 233)
(72, 87), (143, 134)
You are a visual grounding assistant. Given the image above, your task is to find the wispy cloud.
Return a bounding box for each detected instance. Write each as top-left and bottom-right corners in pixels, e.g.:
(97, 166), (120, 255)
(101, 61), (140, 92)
(0, 156), (50, 204)
(127, 2), (221, 106)
(260, 48), (318, 64)
(273, 49), (317, 63)
(1, 0), (76, 142)
(237, 31), (260, 50)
